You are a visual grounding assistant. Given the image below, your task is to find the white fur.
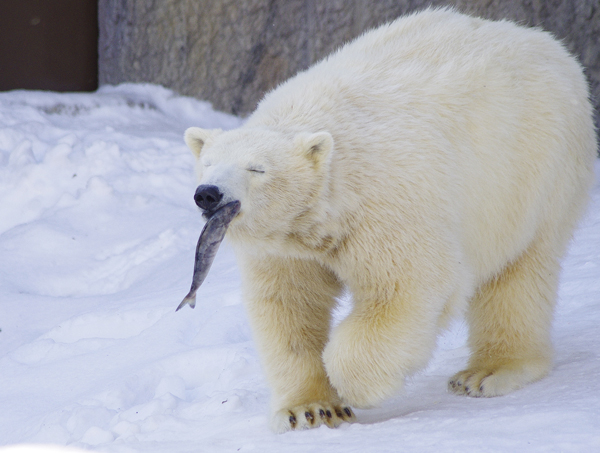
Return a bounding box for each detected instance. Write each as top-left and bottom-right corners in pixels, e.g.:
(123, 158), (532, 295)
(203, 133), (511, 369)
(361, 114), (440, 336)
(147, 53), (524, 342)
(185, 8), (597, 432)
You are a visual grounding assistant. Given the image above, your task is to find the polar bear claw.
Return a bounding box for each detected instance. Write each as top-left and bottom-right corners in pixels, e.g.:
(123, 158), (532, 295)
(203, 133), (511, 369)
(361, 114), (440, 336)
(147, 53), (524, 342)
(272, 403), (355, 433)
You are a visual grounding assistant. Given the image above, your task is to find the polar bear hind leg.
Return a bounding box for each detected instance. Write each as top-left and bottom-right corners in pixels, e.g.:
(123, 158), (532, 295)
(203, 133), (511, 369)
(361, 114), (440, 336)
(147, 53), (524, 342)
(449, 229), (565, 397)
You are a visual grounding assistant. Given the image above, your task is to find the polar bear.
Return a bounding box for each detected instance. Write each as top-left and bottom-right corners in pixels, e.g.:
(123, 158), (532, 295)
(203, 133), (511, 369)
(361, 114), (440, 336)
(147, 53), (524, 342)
(184, 8), (597, 432)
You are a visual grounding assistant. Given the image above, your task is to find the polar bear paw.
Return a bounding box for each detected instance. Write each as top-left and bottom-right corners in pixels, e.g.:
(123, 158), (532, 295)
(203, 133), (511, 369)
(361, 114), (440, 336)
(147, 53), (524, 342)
(448, 368), (503, 397)
(271, 402), (356, 433)
(448, 358), (551, 398)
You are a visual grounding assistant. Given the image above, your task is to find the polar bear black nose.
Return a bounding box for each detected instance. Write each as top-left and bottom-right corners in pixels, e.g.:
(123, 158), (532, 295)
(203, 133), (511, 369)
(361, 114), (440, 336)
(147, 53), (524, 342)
(194, 185), (223, 211)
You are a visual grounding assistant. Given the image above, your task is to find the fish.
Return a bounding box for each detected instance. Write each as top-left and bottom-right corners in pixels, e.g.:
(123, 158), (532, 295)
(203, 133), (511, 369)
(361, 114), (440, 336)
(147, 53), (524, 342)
(176, 200), (241, 311)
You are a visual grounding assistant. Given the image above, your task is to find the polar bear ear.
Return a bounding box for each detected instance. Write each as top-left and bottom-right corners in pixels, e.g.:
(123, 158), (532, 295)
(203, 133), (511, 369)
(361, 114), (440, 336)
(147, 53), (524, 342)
(184, 127), (221, 157)
(296, 131), (333, 168)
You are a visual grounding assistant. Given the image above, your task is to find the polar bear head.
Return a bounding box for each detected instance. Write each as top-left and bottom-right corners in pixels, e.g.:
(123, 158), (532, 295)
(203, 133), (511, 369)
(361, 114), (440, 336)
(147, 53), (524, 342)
(185, 127), (334, 243)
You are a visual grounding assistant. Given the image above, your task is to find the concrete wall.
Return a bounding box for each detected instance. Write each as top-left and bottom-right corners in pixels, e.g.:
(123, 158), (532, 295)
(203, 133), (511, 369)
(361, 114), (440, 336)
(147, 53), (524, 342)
(99, 0), (599, 132)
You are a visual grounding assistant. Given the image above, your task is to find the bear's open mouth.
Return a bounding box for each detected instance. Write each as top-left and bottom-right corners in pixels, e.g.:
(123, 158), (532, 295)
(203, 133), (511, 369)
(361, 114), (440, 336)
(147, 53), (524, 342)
(202, 209), (217, 220)
(201, 201), (241, 221)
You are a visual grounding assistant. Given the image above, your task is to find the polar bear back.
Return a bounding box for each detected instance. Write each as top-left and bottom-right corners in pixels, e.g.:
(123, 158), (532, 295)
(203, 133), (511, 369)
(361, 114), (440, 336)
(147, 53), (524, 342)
(246, 8), (597, 284)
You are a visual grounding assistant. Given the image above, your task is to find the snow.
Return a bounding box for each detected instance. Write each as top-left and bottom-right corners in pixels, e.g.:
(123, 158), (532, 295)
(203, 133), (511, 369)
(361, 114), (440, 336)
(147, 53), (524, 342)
(0, 84), (598, 452)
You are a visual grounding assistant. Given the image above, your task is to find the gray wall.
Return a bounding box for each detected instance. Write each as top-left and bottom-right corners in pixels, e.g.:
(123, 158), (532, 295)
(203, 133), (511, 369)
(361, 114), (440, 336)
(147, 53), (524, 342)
(99, 0), (599, 132)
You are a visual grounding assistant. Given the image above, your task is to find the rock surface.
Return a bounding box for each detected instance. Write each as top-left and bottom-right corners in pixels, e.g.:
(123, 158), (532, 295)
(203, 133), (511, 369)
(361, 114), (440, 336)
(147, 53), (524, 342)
(99, 0), (599, 132)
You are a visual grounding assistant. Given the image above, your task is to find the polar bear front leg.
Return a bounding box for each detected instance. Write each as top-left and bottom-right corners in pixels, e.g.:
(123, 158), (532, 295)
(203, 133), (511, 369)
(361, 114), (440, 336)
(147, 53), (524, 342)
(240, 255), (356, 432)
(323, 282), (446, 408)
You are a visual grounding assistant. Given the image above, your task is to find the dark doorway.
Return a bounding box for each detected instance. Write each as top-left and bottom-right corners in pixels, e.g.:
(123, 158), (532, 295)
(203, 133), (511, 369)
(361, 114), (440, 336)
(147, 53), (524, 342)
(0, 0), (98, 92)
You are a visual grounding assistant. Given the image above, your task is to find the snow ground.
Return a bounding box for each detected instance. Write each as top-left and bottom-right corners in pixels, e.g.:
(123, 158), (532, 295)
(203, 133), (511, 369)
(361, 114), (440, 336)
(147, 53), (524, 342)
(0, 85), (598, 452)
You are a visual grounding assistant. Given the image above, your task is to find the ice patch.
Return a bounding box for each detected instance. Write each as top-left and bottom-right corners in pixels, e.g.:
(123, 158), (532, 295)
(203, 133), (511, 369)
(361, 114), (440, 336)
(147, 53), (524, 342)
(80, 426), (115, 446)
(43, 309), (165, 343)
(10, 308), (166, 365)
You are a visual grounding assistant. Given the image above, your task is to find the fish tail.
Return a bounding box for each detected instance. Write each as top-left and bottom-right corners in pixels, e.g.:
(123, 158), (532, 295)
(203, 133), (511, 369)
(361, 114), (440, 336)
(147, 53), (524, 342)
(176, 294), (196, 311)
